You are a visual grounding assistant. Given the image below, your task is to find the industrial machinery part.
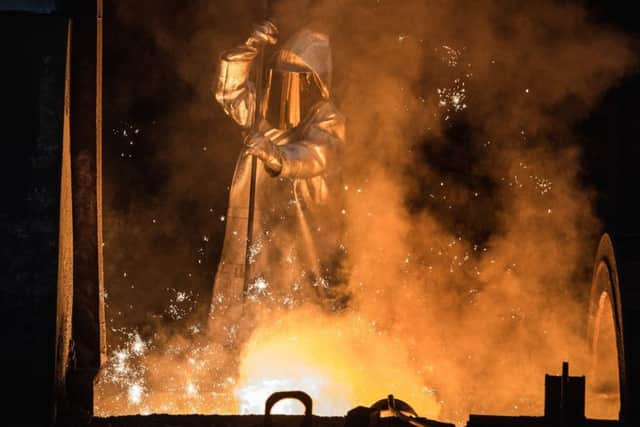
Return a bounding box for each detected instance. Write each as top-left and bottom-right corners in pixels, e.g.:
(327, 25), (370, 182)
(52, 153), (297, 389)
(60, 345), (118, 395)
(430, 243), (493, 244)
(587, 233), (640, 425)
(264, 390), (314, 427)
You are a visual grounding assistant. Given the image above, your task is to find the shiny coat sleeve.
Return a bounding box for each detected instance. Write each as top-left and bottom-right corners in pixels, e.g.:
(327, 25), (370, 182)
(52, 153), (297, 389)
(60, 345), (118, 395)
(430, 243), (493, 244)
(214, 45), (257, 128)
(277, 102), (345, 179)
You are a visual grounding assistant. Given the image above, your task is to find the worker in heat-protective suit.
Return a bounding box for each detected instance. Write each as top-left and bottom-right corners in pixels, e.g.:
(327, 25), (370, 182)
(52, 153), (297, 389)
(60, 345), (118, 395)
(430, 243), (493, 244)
(210, 21), (349, 323)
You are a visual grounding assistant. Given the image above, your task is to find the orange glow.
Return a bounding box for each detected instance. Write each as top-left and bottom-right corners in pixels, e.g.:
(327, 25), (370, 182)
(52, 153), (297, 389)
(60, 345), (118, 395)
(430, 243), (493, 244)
(586, 291), (620, 419)
(234, 309), (441, 417)
(94, 308), (442, 418)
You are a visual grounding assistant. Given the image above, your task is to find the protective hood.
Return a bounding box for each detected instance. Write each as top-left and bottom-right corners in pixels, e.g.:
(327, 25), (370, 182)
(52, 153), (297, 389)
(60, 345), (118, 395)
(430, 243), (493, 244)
(272, 29), (332, 99)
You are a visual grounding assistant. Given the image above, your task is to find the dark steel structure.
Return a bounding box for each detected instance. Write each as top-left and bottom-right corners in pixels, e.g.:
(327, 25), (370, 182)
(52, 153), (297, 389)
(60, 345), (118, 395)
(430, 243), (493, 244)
(1, 0), (105, 424)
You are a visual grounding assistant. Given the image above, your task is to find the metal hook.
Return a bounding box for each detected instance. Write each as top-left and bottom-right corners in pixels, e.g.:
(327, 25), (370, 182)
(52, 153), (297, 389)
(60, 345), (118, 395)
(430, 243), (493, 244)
(264, 390), (313, 427)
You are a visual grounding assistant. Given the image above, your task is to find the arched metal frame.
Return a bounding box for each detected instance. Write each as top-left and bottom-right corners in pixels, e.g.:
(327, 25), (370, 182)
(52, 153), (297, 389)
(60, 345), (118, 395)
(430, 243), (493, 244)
(588, 233), (640, 425)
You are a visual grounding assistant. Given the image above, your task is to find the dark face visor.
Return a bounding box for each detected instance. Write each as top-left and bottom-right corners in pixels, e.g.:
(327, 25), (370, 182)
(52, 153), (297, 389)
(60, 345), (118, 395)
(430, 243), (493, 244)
(263, 69), (323, 130)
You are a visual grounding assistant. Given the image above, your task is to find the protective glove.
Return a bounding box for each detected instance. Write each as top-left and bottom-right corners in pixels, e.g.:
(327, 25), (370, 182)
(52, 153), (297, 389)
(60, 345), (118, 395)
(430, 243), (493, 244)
(244, 131), (283, 175)
(245, 20), (279, 48)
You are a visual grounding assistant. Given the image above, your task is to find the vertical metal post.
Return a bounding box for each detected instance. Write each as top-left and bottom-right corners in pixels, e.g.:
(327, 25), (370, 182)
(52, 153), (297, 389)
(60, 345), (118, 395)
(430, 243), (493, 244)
(54, 19), (74, 423)
(96, 0), (107, 366)
(63, 0), (105, 421)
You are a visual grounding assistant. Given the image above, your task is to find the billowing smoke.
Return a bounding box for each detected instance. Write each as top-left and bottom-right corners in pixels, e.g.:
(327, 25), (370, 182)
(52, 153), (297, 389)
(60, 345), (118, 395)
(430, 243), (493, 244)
(95, 0), (636, 424)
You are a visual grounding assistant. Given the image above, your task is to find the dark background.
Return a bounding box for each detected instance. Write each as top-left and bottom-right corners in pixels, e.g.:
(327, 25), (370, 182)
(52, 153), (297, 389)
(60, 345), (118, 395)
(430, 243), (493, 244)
(580, 2), (640, 233)
(0, 0), (638, 424)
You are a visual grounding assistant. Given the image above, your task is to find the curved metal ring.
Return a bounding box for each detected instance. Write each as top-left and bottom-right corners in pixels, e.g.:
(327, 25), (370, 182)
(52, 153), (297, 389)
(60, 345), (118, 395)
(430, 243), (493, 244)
(588, 233), (640, 425)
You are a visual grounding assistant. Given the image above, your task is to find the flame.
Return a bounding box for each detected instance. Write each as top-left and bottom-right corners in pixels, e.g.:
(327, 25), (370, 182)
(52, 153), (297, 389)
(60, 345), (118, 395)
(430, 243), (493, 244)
(95, 307), (442, 418)
(234, 307), (441, 418)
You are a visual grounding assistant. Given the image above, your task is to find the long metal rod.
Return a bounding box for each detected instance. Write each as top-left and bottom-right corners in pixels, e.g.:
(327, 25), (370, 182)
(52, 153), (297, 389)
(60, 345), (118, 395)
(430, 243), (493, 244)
(96, 0), (106, 366)
(243, 157), (258, 297)
(243, 1), (270, 298)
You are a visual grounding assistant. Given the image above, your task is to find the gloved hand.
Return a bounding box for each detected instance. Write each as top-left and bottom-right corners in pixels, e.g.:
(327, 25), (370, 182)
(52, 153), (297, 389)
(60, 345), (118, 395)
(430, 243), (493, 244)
(244, 131), (283, 175)
(245, 20), (278, 48)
